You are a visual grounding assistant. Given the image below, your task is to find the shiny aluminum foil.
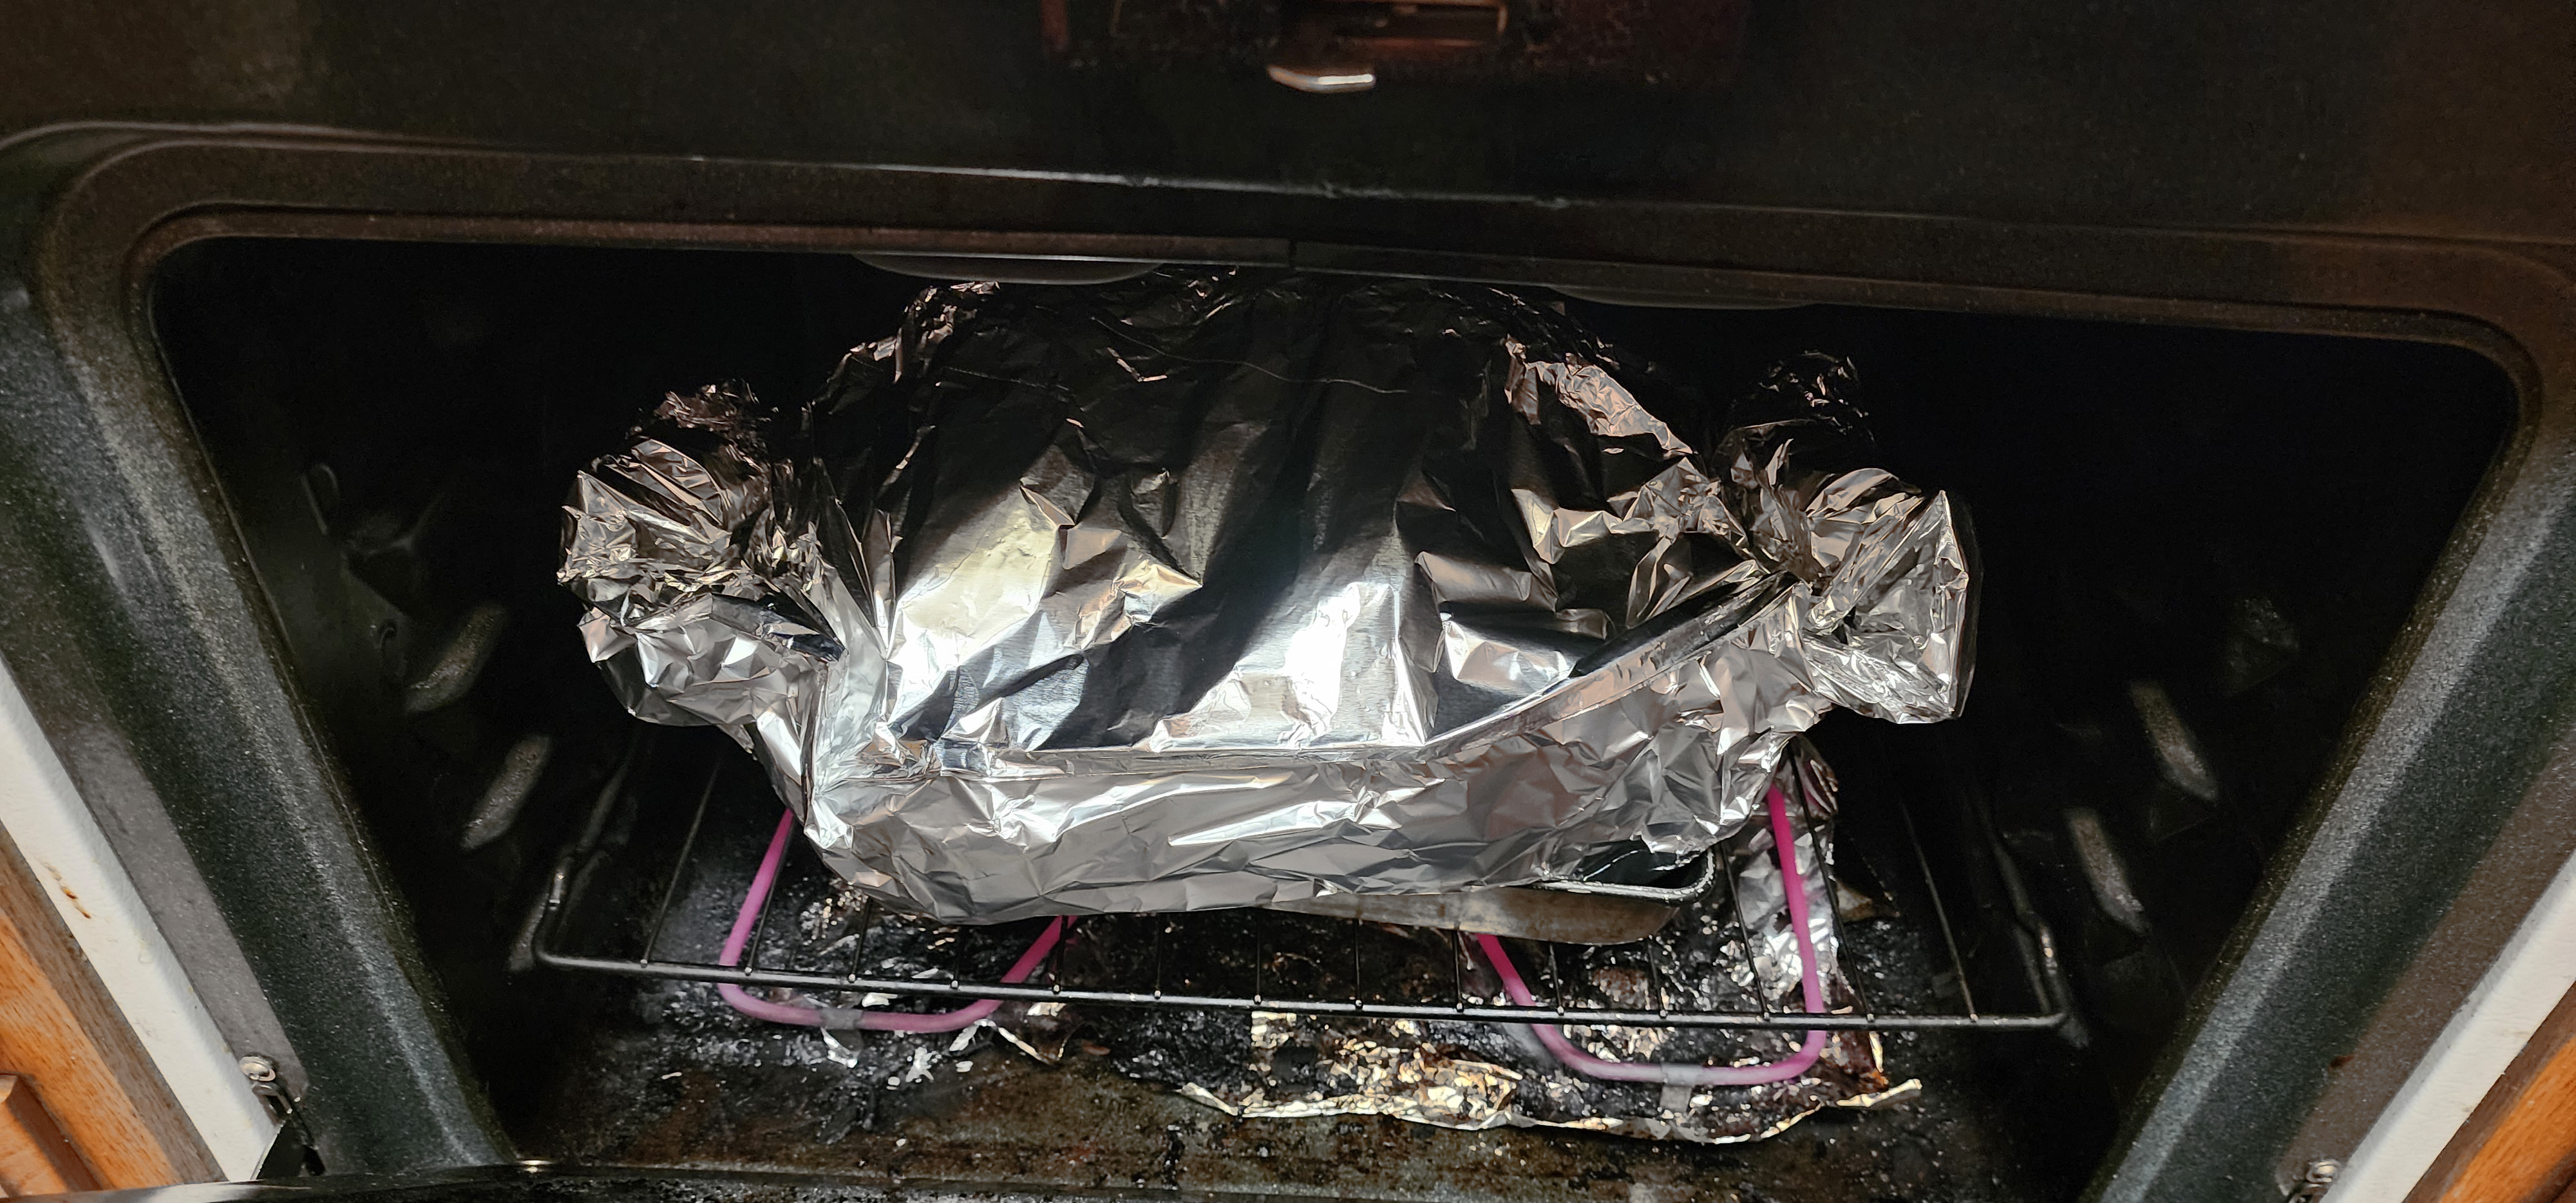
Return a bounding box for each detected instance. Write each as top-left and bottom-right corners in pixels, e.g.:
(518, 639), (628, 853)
(561, 270), (1972, 922)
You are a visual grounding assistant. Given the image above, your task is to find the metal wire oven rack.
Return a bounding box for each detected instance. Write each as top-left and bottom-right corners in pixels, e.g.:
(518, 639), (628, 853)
(525, 736), (2069, 1032)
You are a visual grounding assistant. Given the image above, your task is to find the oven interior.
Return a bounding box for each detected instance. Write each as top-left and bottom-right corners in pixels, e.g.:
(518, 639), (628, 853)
(147, 239), (2512, 1202)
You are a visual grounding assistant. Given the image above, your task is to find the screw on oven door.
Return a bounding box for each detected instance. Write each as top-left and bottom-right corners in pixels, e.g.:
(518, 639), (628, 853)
(2289, 1159), (2340, 1200)
(238, 1053), (327, 1176)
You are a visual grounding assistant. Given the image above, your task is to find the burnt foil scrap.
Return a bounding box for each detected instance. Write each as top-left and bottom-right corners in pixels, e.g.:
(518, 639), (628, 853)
(560, 270), (1973, 922)
(1123, 741), (1910, 1142)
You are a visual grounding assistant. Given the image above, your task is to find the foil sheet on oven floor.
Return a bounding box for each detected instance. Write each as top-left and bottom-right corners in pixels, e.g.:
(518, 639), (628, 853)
(1175, 1013), (1913, 1143)
(1059, 904), (1915, 1144)
(640, 907), (1920, 1147)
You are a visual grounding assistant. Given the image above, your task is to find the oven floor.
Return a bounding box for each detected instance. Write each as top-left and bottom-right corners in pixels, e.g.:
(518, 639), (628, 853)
(517, 942), (2087, 1203)
(507, 725), (2099, 1203)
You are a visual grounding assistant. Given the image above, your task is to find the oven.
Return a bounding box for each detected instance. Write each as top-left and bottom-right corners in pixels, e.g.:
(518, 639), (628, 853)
(0, 6), (2570, 1202)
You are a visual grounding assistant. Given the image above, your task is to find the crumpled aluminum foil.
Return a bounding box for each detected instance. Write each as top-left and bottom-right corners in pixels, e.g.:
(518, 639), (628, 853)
(562, 270), (1972, 922)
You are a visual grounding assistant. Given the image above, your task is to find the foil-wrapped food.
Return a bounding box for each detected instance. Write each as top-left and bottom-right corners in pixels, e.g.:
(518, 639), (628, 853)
(560, 270), (1972, 922)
